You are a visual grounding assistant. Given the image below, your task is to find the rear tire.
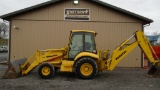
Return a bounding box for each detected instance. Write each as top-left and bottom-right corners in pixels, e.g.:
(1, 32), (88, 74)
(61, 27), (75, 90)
(38, 63), (55, 79)
(75, 57), (98, 79)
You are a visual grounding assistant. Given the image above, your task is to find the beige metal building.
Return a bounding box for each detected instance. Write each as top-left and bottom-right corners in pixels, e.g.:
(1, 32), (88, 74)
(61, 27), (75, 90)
(0, 0), (153, 67)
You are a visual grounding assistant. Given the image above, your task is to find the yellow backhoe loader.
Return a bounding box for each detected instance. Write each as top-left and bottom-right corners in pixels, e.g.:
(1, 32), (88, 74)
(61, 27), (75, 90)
(1, 30), (160, 79)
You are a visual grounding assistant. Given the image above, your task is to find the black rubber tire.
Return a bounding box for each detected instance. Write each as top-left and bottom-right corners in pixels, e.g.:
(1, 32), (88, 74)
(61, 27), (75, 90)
(75, 57), (98, 79)
(38, 63), (55, 79)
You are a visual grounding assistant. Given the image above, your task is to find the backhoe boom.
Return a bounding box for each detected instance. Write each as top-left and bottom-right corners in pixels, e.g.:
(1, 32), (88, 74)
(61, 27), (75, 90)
(105, 30), (160, 71)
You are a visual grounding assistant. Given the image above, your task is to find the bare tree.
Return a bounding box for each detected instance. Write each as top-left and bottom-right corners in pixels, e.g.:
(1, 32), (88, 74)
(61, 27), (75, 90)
(0, 22), (8, 39)
(152, 31), (160, 36)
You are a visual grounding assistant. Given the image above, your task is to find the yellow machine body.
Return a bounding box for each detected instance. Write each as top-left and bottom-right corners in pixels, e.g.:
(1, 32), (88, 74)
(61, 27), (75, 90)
(2, 30), (160, 79)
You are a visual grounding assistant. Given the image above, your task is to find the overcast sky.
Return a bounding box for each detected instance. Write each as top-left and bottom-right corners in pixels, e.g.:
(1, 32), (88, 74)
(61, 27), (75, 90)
(0, 0), (159, 35)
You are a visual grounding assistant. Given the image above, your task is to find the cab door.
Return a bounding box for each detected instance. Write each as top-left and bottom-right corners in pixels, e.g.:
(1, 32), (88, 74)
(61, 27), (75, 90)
(68, 32), (84, 59)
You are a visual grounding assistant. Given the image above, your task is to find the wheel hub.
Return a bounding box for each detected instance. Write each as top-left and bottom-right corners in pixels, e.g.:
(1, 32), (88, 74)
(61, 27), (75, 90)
(80, 63), (93, 76)
(42, 66), (50, 76)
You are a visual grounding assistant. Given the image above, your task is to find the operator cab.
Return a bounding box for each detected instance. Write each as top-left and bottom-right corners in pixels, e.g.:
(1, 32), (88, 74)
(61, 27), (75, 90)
(68, 30), (97, 59)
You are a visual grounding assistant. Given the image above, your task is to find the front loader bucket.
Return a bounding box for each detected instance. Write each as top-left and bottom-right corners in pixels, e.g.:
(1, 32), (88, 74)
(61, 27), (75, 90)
(2, 58), (27, 79)
(147, 64), (160, 78)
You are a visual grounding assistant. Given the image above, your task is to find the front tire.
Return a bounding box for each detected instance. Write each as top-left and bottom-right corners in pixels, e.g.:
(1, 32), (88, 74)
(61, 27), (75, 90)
(38, 63), (55, 79)
(75, 57), (98, 79)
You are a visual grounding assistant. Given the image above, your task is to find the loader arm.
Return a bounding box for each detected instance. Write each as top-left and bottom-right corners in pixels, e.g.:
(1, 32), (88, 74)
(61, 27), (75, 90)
(21, 49), (66, 75)
(106, 30), (160, 71)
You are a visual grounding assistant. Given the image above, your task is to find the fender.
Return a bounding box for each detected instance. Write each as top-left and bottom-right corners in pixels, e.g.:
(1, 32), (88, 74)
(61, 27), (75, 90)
(74, 52), (99, 61)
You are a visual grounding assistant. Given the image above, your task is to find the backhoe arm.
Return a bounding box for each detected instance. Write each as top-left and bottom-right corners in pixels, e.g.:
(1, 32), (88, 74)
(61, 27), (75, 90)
(106, 30), (160, 71)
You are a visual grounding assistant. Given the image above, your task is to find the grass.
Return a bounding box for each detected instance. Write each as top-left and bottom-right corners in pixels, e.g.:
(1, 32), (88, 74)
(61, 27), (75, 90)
(0, 38), (8, 46)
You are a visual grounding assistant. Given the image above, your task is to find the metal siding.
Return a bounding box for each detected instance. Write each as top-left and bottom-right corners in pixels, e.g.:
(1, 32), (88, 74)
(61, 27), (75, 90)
(10, 0), (142, 67)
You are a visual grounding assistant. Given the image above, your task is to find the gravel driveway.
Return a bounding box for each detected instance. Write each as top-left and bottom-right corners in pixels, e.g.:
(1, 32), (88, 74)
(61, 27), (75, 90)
(0, 66), (160, 90)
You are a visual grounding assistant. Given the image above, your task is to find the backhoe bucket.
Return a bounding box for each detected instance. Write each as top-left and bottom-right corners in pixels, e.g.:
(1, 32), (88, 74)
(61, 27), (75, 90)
(147, 64), (160, 78)
(2, 58), (27, 79)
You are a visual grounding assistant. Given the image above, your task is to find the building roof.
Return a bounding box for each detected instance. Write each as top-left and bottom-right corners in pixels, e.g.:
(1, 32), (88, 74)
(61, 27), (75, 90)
(0, 0), (153, 24)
